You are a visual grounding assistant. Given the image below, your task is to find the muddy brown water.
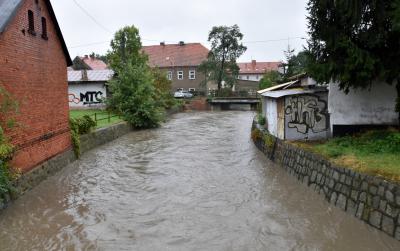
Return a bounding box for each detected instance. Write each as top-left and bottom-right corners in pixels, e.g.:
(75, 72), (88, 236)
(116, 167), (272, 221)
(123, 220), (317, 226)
(0, 112), (399, 251)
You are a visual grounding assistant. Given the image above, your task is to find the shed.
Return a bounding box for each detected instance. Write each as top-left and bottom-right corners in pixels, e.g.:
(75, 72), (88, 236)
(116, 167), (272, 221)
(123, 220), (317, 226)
(68, 70), (114, 109)
(258, 75), (330, 141)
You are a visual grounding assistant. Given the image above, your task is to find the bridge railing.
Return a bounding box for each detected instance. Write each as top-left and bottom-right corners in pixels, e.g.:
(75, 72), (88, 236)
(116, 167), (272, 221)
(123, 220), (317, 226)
(208, 89), (259, 99)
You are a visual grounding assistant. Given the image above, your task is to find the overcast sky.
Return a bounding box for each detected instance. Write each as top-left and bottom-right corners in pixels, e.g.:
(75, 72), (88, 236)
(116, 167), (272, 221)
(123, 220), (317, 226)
(52, 0), (309, 62)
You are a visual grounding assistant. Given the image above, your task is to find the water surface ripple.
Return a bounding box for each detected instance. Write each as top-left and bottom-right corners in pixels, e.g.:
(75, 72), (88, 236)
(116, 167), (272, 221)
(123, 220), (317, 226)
(0, 112), (399, 250)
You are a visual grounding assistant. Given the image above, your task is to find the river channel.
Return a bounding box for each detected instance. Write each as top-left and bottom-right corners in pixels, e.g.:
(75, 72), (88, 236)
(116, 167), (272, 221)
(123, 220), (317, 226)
(0, 112), (399, 250)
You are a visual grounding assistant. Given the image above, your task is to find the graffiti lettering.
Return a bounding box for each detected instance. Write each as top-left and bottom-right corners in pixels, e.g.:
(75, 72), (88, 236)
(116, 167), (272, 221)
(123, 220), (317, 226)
(80, 91), (104, 105)
(285, 95), (328, 134)
(68, 91), (104, 105)
(68, 93), (80, 104)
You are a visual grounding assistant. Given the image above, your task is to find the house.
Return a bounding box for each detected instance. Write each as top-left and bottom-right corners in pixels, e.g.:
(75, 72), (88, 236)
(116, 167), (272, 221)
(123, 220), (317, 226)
(0, 0), (72, 172)
(142, 42), (210, 93)
(238, 60), (283, 82)
(68, 69), (114, 109)
(258, 74), (330, 141)
(71, 55), (108, 71)
(328, 81), (398, 136)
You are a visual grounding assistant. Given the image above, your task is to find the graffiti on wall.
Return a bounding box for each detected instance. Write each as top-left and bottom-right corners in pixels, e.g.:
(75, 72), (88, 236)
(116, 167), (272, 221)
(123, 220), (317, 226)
(285, 95), (328, 134)
(69, 91), (104, 105)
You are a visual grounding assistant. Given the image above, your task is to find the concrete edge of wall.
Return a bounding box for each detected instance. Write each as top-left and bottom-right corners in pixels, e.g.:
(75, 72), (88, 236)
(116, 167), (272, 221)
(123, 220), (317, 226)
(0, 108), (183, 211)
(251, 119), (400, 241)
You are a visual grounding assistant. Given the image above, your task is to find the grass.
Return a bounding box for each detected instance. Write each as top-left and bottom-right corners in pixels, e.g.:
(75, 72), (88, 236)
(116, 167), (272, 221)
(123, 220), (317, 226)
(69, 110), (124, 129)
(294, 129), (400, 181)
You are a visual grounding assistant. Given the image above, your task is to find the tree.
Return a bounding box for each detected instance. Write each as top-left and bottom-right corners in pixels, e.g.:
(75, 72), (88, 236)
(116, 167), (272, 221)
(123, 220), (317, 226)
(307, 0), (400, 124)
(199, 25), (247, 90)
(152, 69), (175, 109)
(259, 71), (282, 90)
(90, 52), (109, 64)
(281, 47), (309, 80)
(107, 26), (163, 128)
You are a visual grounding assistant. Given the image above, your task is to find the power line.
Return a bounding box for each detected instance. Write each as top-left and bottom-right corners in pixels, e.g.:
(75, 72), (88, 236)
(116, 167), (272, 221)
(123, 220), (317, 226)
(72, 0), (113, 34)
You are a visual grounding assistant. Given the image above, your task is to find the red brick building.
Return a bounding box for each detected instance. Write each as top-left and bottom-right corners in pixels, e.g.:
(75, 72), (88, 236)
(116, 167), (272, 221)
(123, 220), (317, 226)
(0, 0), (72, 172)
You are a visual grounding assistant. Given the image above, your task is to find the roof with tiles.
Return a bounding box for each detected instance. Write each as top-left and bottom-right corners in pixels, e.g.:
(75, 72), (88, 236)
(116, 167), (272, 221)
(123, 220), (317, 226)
(142, 43), (209, 68)
(238, 60), (282, 74)
(68, 70), (114, 82)
(80, 56), (108, 70)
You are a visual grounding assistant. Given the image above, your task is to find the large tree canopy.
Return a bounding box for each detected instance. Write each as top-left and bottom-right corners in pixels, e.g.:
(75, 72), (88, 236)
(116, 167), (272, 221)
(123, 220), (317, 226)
(200, 25), (247, 90)
(307, 0), (400, 121)
(107, 26), (163, 128)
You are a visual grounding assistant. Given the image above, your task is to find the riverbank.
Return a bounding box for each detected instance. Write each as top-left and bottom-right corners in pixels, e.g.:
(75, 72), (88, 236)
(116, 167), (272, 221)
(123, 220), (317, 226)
(0, 107), (183, 211)
(251, 119), (400, 241)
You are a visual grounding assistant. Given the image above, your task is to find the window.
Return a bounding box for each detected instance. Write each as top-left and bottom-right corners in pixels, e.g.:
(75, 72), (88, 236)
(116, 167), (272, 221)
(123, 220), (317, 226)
(167, 71), (172, 80)
(189, 70), (196, 80)
(41, 17), (48, 40)
(246, 75), (249, 80)
(256, 75), (259, 80)
(28, 10), (36, 35)
(177, 71), (184, 80)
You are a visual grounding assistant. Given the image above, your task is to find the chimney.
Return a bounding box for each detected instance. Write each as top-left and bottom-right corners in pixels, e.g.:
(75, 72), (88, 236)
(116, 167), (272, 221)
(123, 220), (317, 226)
(160, 42), (165, 46)
(251, 60), (256, 70)
(179, 41), (185, 46)
(81, 70), (88, 81)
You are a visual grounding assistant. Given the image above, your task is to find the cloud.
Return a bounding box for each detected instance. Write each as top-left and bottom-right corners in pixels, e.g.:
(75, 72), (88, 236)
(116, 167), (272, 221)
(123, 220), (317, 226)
(52, 0), (308, 62)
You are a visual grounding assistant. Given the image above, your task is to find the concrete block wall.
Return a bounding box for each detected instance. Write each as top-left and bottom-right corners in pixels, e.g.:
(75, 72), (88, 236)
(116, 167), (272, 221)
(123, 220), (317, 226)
(252, 120), (400, 240)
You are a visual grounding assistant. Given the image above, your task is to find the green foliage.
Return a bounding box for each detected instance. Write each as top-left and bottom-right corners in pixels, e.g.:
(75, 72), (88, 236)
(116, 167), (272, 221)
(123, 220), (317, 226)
(0, 87), (17, 200)
(251, 128), (263, 142)
(259, 71), (282, 90)
(257, 114), (266, 126)
(199, 25), (247, 90)
(306, 0), (400, 121)
(263, 133), (275, 148)
(152, 69), (176, 109)
(308, 129), (400, 180)
(107, 26), (163, 129)
(69, 115), (96, 158)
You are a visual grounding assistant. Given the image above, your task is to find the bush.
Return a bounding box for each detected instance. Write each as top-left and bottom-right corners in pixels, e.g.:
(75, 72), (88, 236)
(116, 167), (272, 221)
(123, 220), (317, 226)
(70, 115), (96, 135)
(257, 114), (266, 126)
(0, 127), (15, 200)
(69, 115), (96, 158)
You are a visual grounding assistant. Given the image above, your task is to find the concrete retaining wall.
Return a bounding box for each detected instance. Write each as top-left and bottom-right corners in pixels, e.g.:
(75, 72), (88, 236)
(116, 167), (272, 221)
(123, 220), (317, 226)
(252, 120), (400, 241)
(0, 122), (133, 210)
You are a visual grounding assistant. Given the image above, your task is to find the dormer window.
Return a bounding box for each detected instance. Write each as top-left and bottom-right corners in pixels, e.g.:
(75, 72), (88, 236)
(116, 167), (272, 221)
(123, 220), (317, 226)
(41, 17), (48, 40)
(28, 10), (36, 36)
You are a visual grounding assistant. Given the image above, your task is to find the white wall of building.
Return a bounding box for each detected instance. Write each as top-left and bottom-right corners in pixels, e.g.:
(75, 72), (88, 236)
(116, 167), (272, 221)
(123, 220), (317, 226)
(328, 82), (398, 131)
(265, 98), (278, 137)
(238, 74), (263, 82)
(68, 82), (107, 109)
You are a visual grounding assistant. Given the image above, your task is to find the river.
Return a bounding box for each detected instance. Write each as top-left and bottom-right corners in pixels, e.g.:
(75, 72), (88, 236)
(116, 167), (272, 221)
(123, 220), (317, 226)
(0, 112), (399, 250)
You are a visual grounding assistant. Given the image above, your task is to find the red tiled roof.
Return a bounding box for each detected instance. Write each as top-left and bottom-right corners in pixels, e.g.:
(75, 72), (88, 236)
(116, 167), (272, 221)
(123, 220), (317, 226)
(81, 56), (108, 70)
(142, 43), (209, 68)
(238, 60), (282, 74)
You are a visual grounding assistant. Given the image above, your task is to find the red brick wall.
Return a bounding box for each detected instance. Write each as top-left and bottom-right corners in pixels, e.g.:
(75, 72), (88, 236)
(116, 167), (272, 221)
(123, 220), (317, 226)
(0, 0), (71, 172)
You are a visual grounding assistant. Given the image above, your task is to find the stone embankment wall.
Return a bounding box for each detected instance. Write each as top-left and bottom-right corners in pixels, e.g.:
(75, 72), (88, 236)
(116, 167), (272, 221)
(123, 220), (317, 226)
(252, 120), (400, 241)
(0, 122), (132, 210)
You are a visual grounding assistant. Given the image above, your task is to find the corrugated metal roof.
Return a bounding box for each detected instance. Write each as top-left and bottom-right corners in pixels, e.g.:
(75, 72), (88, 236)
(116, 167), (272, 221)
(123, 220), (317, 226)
(261, 87), (328, 98)
(68, 70), (114, 82)
(257, 80), (299, 94)
(0, 0), (24, 33)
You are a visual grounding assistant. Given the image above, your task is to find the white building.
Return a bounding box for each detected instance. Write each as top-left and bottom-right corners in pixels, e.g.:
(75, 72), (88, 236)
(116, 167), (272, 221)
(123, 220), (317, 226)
(328, 81), (398, 136)
(238, 60), (283, 82)
(68, 70), (114, 109)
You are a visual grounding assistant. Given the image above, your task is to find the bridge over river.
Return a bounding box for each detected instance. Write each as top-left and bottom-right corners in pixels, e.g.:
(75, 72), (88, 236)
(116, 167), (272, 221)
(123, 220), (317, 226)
(0, 112), (399, 250)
